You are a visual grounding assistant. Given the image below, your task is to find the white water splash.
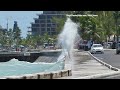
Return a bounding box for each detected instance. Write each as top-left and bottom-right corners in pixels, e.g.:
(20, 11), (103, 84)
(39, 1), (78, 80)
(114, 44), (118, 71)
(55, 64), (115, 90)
(0, 58), (64, 77)
(57, 18), (79, 62)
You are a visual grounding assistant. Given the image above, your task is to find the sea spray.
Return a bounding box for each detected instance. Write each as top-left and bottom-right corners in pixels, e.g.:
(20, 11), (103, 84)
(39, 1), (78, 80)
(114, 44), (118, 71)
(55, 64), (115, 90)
(0, 18), (80, 77)
(57, 18), (79, 62)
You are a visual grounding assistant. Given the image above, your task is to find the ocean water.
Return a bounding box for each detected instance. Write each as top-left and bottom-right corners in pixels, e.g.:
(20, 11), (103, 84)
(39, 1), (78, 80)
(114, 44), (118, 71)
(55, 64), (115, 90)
(0, 18), (78, 78)
(0, 58), (64, 77)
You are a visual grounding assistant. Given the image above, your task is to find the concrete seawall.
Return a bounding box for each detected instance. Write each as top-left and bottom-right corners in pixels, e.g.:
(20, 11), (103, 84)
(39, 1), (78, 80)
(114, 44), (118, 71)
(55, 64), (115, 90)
(3, 69), (72, 79)
(0, 50), (73, 79)
(1, 49), (119, 79)
(0, 50), (61, 62)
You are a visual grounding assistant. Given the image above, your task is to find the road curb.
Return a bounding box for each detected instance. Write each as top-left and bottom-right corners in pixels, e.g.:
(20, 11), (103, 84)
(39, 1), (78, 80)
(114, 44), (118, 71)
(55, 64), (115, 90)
(87, 51), (119, 71)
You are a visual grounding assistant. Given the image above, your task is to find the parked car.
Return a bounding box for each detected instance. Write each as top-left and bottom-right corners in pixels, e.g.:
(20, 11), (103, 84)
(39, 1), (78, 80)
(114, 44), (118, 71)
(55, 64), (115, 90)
(78, 40), (88, 50)
(116, 43), (120, 54)
(90, 44), (104, 54)
(43, 43), (55, 49)
(107, 42), (113, 49)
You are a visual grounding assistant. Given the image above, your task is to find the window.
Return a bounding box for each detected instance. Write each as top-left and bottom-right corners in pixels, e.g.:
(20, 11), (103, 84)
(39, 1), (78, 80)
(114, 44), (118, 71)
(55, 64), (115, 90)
(93, 44), (102, 47)
(36, 24), (40, 27)
(32, 24), (35, 27)
(47, 28), (50, 31)
(35, 20), (39, 23)
(43, 11), (51, 14)
(39, 15), (46, 19)
(33, 28), (39, 31)
(41, 28), (46, 32)
(51, 23), (56, 27)
(32, 28), (36, 31)
(40, 20), (46, 23)
(32, 28), (40, 35)
(51, 28), (56, 32)
(47, 24), (51, 27)
(32, 24), (40, 27)
(47, 15), (52, 19)
(41, 24), (46, 27)
(47, 19), (51, 23)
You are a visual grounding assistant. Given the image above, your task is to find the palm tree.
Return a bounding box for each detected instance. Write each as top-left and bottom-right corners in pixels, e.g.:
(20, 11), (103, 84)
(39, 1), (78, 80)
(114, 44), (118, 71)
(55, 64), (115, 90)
(113, 11), (120, 42)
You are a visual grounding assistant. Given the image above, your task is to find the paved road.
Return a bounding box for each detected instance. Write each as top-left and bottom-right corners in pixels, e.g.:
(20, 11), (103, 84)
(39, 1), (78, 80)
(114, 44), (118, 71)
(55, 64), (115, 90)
(92, 49), (120, 69)
(99, 74), (120, 79)
(91, 49), (120, 79)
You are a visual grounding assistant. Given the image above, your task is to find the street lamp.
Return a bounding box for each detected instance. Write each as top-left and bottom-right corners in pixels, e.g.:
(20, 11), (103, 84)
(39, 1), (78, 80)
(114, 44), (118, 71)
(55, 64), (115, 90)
(66, 14), (98, 17)
(6, 18), (8, 31)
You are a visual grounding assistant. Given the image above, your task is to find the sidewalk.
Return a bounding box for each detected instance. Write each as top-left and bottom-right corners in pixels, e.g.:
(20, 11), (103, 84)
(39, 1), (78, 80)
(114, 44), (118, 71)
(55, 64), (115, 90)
(104, 48), (116, 51)
(57, 50), (118, 79)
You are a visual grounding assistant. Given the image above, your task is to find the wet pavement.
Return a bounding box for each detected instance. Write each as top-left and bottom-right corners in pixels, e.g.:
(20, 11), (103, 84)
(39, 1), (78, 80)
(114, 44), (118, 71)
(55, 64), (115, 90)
(58, 50), (117, 79)
(35, 56), (58, 63)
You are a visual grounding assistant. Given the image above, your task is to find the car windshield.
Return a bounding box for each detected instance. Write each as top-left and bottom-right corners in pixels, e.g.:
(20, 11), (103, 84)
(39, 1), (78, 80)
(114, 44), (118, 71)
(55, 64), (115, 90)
(44, 43), (54, 46)
(93, 45), (102, 47)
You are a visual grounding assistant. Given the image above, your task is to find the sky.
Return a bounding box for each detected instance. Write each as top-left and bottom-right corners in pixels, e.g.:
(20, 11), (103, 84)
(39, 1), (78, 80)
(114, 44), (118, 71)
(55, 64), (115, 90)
(0, 11), (43, 38)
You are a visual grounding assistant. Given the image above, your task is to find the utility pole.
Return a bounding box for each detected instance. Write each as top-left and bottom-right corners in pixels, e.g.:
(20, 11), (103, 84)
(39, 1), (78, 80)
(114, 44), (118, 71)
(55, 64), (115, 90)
(27, 27), (32, 35)
(7, 18), (8, 31)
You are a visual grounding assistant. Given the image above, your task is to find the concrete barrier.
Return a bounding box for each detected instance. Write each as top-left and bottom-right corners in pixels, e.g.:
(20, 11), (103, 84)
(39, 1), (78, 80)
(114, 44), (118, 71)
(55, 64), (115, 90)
(87, 51), (119, 71)
(2, 69), (72, 79)
(51, 71), (62, 79)
(68, 69), (72, 76)
(61, 70), (69, 77)
(0, 49), (72, 79)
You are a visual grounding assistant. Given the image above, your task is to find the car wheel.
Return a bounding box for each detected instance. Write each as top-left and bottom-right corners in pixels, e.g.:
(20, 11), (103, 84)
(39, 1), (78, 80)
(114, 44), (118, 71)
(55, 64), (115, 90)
(102, 52), (104, 54)
(116, 51), (119, 54)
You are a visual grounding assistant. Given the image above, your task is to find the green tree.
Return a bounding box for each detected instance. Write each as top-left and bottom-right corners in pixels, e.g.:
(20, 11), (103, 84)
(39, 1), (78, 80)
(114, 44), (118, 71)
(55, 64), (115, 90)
(0, 29), (9, 47)
(13, 21), (22, 48)
(72, 11), (116, 42)
(113, 11), (120, 42)
(52, 16), (67, 34)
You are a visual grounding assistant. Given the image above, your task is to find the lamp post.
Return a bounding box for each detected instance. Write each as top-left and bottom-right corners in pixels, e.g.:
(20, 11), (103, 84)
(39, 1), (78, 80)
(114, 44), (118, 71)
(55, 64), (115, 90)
(6, 16), (12, 31)
(6, 18), (8, 31)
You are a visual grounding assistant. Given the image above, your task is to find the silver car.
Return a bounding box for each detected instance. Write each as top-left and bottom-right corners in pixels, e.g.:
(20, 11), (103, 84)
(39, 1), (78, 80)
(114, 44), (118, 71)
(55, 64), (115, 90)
(90, 44), (104, 54)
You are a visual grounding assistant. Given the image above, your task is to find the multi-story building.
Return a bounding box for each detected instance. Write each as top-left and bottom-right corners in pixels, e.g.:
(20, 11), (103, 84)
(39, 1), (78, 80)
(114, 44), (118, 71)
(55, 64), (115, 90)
(0, 25), (7, 34)
(31, 11), (66, 36)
